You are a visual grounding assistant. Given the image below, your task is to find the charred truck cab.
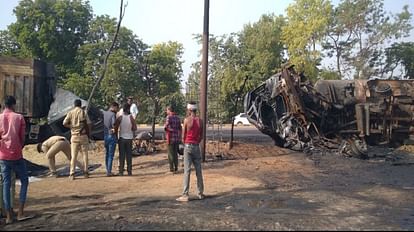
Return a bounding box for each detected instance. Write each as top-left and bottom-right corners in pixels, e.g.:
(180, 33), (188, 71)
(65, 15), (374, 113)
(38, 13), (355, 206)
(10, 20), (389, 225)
(245, 64), (414, 158)
(0, 56), (104, 144)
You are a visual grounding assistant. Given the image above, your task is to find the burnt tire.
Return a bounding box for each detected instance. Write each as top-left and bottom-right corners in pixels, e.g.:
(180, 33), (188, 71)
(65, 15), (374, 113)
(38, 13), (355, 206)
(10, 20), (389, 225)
(349, 139), (368, 159)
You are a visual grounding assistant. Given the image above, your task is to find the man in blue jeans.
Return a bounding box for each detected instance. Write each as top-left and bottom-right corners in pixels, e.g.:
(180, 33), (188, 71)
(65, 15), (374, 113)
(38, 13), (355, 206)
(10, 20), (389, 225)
(102, 102), (119, 177)
(0, 96), (30, 224)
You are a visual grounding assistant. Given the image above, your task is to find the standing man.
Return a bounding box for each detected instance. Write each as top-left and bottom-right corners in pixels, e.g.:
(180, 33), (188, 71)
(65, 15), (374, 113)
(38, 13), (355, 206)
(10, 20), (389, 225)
(63, 99), (91, 180)
(128, 96), (139, 120)
(114, 103), (137, 176)
(102, 102), (119, 177)
(36, 136), (83, 177)
(0, 96), (30, 223)
(164, 106), (182, 174)
(176, 102), (205, 202)
(0, 103), (16, 219)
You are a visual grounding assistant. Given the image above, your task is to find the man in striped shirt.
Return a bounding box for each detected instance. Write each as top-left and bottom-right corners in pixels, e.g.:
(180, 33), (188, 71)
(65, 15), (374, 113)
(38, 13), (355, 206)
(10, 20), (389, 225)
(164, 106), (182, 173)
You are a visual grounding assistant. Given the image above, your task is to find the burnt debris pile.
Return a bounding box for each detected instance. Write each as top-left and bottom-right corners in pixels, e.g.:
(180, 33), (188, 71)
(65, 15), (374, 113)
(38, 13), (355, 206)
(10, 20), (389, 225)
(245, 65), (414, 158)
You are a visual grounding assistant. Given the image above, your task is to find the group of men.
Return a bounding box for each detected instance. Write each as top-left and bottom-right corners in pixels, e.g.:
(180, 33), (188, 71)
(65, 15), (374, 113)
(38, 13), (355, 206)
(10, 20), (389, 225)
(102, 97), (138, 177)
(0, 95), (205, 224)
(97, 98), (206, 202)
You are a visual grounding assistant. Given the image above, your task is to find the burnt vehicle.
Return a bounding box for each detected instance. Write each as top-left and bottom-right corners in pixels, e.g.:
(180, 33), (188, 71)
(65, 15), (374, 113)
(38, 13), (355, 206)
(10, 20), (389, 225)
(244, 64), (414, 158)
(47, 88), (104, 141)
(0, 56), (104, 144)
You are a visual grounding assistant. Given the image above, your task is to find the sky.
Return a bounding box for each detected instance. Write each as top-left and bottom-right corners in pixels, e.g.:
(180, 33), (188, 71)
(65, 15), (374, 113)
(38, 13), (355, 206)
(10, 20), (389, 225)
(1, 0), (413, 83)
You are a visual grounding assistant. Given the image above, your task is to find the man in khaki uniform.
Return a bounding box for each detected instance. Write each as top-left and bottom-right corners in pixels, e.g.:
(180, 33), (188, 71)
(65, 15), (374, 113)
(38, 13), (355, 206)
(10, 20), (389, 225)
(63, 99), (91, 180)
(36, 136), (83, 177)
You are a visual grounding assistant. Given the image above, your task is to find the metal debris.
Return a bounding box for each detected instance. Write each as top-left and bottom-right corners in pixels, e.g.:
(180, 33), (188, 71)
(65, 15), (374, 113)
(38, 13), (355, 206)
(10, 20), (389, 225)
(244, 65), (414, 158)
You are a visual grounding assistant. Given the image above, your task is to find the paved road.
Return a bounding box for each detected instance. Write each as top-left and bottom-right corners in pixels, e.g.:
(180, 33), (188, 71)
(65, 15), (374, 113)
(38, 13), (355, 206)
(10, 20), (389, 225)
(138, 125), (274, 144)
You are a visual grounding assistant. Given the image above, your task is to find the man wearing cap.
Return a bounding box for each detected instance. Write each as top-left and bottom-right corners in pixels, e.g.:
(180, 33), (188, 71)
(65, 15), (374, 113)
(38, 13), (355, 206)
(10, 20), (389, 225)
(176, 102), (205, 202)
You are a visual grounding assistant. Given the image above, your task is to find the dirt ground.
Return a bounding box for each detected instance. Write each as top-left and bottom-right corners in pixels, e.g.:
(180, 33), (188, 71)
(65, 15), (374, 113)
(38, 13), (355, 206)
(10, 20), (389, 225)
(1, 140), (414, 231)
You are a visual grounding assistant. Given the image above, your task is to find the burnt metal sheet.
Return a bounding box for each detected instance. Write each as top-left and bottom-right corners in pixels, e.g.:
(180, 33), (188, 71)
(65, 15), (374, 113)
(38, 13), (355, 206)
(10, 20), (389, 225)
(47, 88), (104, 141)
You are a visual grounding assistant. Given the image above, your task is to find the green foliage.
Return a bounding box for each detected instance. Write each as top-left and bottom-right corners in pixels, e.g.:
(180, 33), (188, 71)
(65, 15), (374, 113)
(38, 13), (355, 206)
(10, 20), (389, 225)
(9, 0), (92, 76)
(63, 72), (94, 99)
(319, 69), (341, 80)
(0, 30), (23, 57)
(239, 14), (286, 88)
(146, 42), (183, 98)
(140, 42), (184, 125)
(385, 42), (414, 79)
(326, 0), (412, 79)
(65, 15), (147, 108)
(185, 61), (200, 103)
(282, 0), (332, 81)
(188, 14), (286, 122)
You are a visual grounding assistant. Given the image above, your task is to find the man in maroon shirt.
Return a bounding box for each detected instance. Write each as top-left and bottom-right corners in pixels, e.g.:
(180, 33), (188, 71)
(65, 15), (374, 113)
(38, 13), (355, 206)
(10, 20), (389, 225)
(0, 96), (30, 224)
(164, 106), (182, 174)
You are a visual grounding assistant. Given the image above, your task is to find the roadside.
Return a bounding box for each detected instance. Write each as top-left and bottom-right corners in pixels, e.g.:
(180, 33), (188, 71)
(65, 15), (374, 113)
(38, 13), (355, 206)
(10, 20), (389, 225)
(2, 141), (414, 230)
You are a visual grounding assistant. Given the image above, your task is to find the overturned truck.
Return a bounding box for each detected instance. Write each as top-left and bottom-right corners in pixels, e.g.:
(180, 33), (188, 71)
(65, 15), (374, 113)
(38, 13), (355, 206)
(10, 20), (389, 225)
(244, 65), (414, 158)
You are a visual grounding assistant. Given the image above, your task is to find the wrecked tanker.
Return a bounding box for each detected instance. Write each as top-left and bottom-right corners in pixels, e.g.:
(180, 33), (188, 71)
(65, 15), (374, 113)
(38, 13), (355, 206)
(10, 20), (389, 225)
(244, 65), (414, 158)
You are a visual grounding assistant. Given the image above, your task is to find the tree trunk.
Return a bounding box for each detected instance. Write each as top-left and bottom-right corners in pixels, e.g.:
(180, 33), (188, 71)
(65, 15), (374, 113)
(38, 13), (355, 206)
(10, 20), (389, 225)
(336, 50), (342, 79)
(86, 0), (126, 111)
(333, 38), (342, 79)
(229, 111), (236, 149)
(151, 100), (159, 139)
(229, 75), (249, 150)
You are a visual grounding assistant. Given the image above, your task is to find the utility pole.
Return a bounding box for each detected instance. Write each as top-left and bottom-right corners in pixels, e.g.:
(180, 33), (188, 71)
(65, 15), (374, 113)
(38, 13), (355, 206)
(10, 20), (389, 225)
(200, 0), (209, 162)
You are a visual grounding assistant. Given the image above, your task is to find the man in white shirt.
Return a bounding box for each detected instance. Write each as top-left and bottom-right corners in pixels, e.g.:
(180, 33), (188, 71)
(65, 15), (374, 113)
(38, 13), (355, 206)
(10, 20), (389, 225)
(117, 96), (139, 120)
(128, 96), (139, 120)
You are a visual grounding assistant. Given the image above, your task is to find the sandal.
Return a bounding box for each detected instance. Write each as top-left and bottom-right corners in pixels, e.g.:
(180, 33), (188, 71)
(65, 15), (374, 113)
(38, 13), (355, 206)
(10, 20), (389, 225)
(17, 215), (35, 222)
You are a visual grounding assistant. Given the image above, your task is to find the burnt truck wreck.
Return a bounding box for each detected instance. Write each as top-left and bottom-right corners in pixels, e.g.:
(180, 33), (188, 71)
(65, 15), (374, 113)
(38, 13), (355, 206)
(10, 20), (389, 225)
(244, 65), (414, 158)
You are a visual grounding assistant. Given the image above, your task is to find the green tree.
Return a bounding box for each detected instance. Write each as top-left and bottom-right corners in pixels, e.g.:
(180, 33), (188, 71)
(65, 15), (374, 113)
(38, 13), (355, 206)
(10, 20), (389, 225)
(185, 62), (201, 103)
(240, 14), (286, 88)
(322, 1), (357, 79)
(332, 0), (412, 79)
(9, 0), (93, 77)
(64, 15), (147, 108)
(0, 30), (23, 57)
(188, 14), (286, 123)
(319, 69), (341, 80)
(142, 42), (184, 135)
(384, 42), (414, 79)
(282, 0), (332, 81)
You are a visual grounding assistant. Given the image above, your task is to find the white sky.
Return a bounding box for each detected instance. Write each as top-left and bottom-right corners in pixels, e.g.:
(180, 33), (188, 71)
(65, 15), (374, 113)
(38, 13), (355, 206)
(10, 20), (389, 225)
(1, 0), (413, 83)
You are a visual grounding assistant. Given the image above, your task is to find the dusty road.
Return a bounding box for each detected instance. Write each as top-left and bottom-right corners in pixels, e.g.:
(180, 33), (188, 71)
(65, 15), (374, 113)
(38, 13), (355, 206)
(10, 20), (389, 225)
(2, 141), (414, 231)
